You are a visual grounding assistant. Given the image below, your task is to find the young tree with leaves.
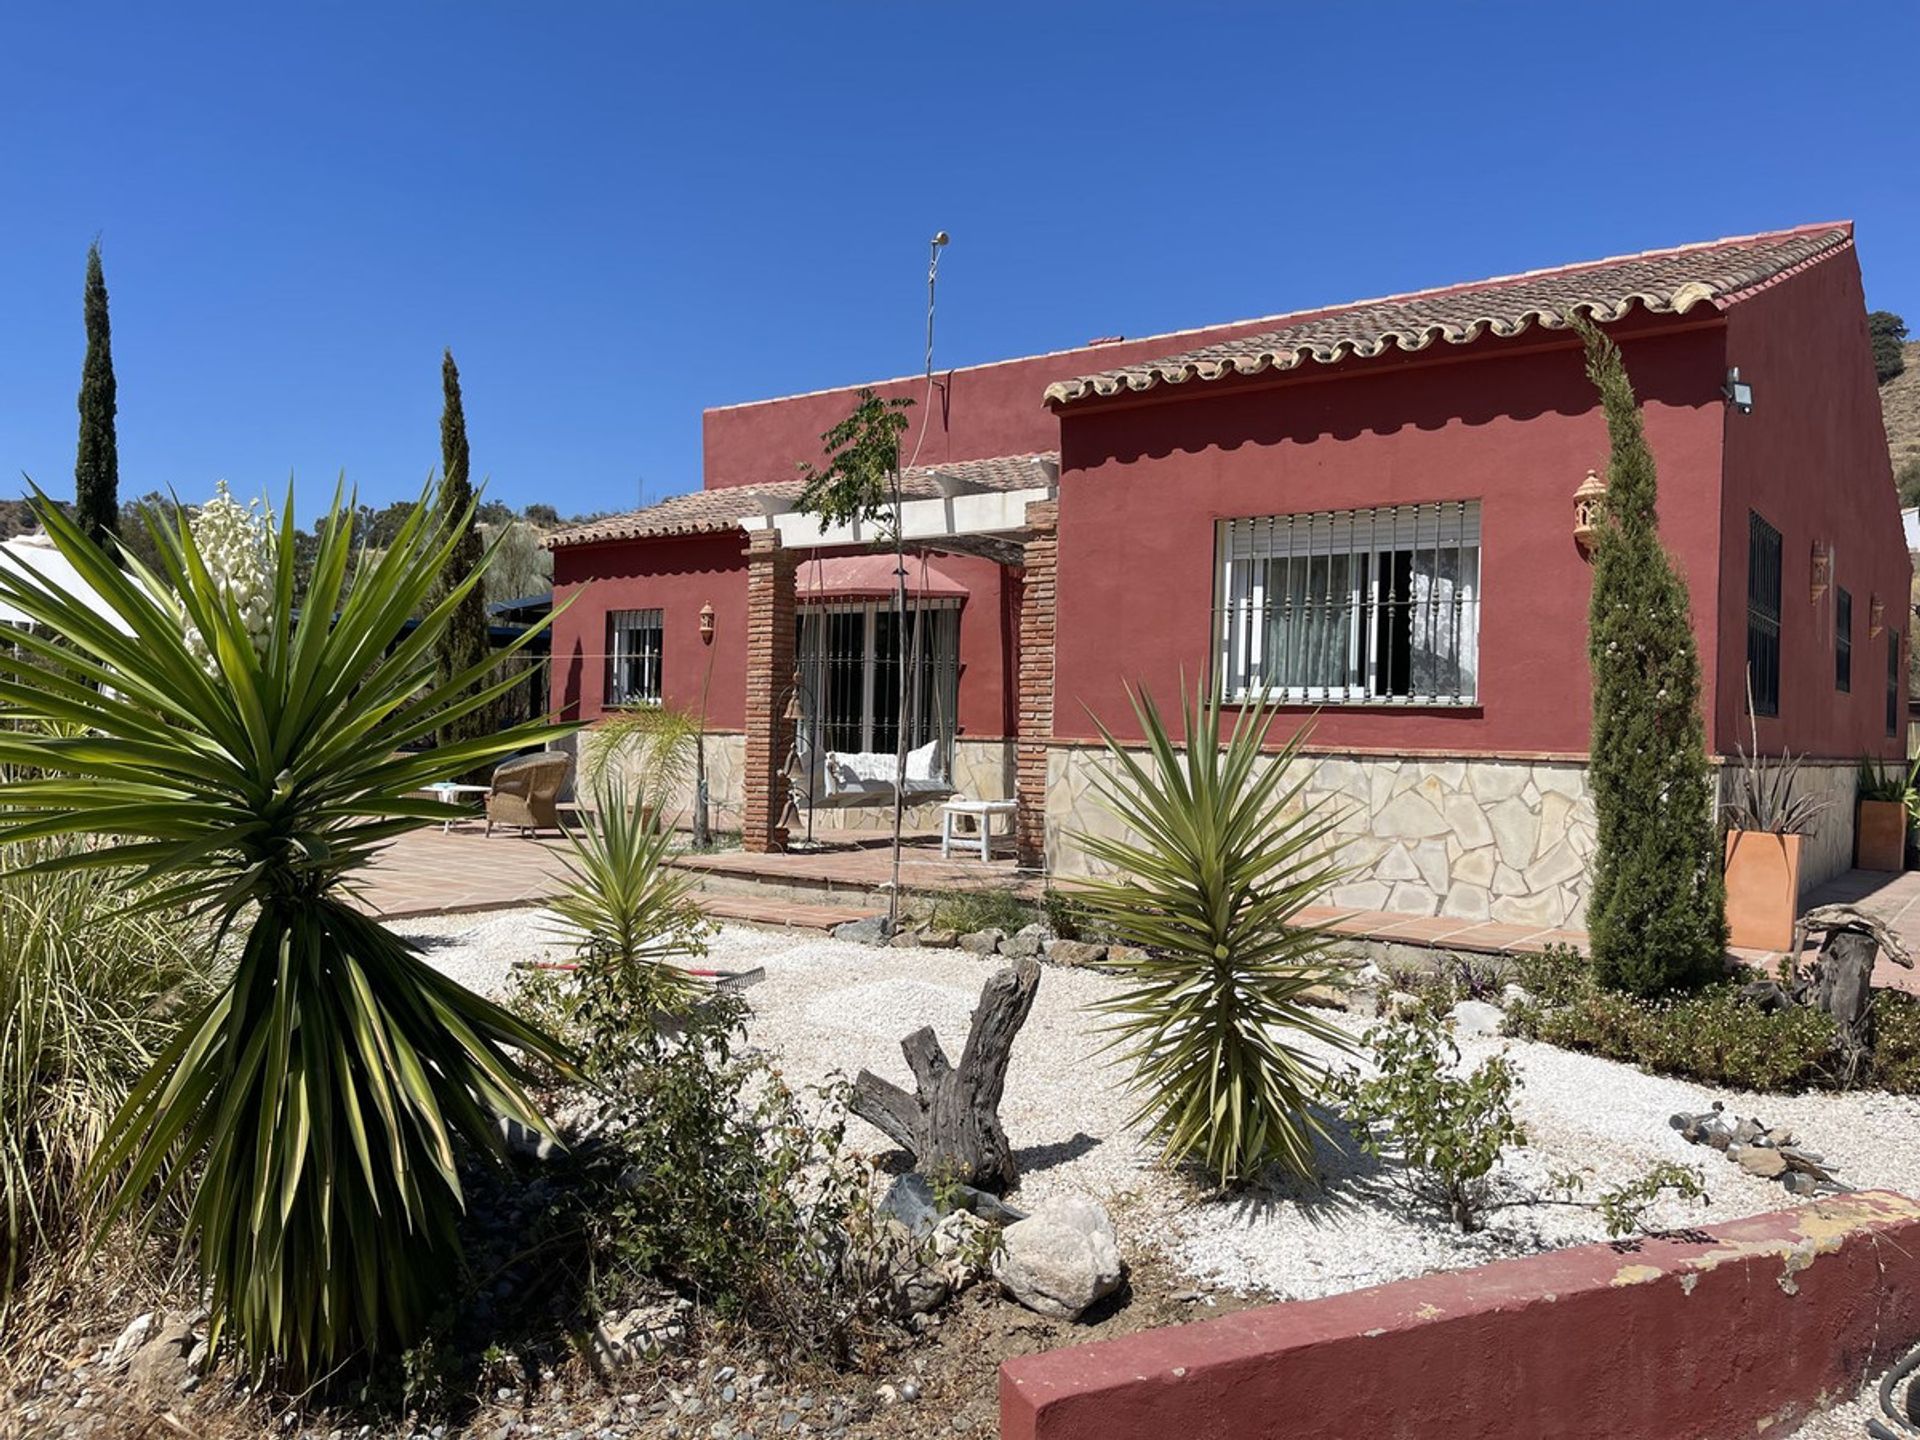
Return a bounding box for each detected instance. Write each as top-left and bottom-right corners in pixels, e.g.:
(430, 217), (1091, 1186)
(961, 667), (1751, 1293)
(1870, 310), (1908, 384)
(1577, 318), (1726, 995)
(795, 388), (915, 925)
(434, 350), (495, 753)
(74, 243), (119, 549)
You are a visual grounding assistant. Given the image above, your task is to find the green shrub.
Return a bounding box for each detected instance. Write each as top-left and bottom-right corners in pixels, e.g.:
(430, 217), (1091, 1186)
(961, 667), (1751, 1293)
(1509, 947), (1837, 1092)
(0, 839), (216, 1305)
(0, 484), (573, 1377)
(1071, 683), (1354, 1187)
(1872, 991), (1920, 1092)
(928, 887), (1033, 936)
(1339, 1010), (1525, 1231)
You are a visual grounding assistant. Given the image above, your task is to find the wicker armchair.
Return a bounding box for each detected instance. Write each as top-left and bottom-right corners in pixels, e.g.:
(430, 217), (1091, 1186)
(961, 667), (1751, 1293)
(484, 752), (572, 836)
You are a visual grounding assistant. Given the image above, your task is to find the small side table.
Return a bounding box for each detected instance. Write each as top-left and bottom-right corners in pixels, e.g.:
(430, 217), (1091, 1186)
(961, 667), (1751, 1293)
(425, 781), (492, 831)
(941, 798), (1017, 861)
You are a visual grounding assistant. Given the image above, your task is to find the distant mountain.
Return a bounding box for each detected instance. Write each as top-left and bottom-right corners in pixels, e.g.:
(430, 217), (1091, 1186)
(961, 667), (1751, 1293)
(1886, 341), (1920, 485)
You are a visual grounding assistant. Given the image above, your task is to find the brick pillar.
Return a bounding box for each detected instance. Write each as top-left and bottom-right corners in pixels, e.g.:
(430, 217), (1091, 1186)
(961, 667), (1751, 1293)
(742, 529), (797, 853)
(1016, 500), (1058, 871)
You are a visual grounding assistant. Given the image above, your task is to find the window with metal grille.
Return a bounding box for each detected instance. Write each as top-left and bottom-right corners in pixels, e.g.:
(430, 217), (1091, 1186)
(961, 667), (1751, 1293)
(795, 600), (960, 765)
(1215, 502), (1481, 705)
(1836, 587), (1852, 693)
(606, 608), (663, 706)
(1746, 513), (1782, 717)
(1890, 629), (1902, 737)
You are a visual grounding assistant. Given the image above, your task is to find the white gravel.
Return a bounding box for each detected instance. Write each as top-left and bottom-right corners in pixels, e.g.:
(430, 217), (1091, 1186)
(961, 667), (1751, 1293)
(398, 907), (1920, 1333)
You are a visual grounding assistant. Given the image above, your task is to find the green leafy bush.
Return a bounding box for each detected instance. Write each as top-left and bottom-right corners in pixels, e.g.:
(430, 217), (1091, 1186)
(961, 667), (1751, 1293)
(1071, 684), (1354, 1187)
(1508, 947), (1837, 1092)
(1871, 991), (1920, 1093)
(0, 485), (573, 1377)
(1339, 1010), (1525, 1231)
(928, 887), (1034, 937)
(0, 838), (216, 1305)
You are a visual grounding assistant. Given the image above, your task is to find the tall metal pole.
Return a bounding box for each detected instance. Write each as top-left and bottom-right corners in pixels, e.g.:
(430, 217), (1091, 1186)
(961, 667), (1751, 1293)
(888, 231), (948, 932)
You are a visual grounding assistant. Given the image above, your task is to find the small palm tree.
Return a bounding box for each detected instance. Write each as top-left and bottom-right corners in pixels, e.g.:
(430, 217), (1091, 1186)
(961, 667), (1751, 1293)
(1072, 684), (1354, 1187)
(548, 786), (711, 1072)
(0, 483), (574, 1376)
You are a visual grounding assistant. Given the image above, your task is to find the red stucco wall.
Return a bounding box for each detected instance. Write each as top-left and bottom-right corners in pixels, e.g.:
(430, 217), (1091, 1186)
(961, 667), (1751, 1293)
(550, 534), (1019, 739)
(1718, 246), (1910, 759)
(1051, 318), (1731, 757)
(700, 317), (1338, 490)
(1000, 1191), (1920, 1440)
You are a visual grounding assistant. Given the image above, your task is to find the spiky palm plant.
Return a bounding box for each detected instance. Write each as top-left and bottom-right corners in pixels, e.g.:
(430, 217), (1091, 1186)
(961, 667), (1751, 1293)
(548, 786), (710, 1072)
(0, 483), (574, 1377)
(1071, 684), (1355, 1187)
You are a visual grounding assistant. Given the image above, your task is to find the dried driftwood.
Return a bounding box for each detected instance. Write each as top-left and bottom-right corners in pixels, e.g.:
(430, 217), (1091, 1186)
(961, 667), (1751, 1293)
(1792, 904), (1913, 1086)
(850, 957), (1041, 1194)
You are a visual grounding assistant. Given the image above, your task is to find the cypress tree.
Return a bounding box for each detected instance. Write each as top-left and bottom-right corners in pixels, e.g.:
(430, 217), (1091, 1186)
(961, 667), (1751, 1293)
(74, 243), (119, 548)
(1578, 318), (1726, 995)
(434, 350), (494, 751)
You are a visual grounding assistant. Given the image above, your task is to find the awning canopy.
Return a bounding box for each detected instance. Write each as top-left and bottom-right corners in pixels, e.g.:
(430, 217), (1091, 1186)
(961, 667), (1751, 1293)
(0, 532), (134, 634)
(795, 553), (971, 602)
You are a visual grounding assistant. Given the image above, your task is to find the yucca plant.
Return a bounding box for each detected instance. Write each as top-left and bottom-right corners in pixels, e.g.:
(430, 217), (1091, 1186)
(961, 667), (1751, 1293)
(0, 482), (575, 1378)
(1071, 684), (1355, 1187)
(548, 785), (711, 1073)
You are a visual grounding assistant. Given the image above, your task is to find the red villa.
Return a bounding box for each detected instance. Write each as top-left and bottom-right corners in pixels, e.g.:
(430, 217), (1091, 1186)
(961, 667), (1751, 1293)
(547, 222), (1908, 928)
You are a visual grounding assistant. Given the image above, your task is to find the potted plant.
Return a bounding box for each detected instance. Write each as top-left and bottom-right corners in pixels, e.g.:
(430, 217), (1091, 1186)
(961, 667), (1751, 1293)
(1722, 747), (1827, 951)
(1855, 756), (1913, 873)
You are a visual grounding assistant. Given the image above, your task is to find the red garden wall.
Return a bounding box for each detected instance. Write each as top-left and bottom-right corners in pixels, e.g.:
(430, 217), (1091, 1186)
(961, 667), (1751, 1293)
(1718, 244), (1910, 761)
(1001, 1191), (1920, 1440)
(1050, 317), (1731, 757)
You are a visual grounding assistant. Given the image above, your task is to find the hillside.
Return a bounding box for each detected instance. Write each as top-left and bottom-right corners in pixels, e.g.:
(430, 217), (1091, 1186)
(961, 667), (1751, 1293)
(1886, 340), (1920, 484)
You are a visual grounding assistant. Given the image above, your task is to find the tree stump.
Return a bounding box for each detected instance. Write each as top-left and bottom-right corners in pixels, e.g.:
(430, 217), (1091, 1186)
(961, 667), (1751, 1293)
(1793, 904), (1914, 1088)
(850, 957), (1041, 1194)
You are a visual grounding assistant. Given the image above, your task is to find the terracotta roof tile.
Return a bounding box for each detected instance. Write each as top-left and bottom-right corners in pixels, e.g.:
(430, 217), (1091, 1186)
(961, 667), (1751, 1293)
(1044, 224), (1853, 408)
(547, 452), (1059, 549)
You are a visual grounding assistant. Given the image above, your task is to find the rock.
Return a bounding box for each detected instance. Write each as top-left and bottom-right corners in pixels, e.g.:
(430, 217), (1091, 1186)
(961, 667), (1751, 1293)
(951, 1182), (1027, 1226)
(992, 1195), (1124, 1320)
(1002, 924), (1051, 959)
(107, 1313), (154, 1368)
(921, 929), (959, 949)
(1045, 940), (1106, 968)
(890, 928), (923, 948)
(1385, 990), (1425, 1019)
(832, 916), (890, 946)
(957, 928), (1004, 955)
(1735, 1146), (1788, 1179)
(881, 1172), (940, 1236)
(899, 1381), (922, 1402)
(1105, 945), (1150, 967)
(891, 1266), (950, 1317)
(1447, 1000), (1504, 1037)
(128, 1317), (196, 1400)
(1500, 983), (1533, 1009)
(930, 1210), (994, 1285)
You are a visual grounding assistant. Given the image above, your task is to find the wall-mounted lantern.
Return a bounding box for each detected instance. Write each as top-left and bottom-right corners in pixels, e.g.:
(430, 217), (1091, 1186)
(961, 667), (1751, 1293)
(699, 602), (715, 643)
(1573, 469), (1608, 557)
(1872, 594), (1887, 639)
(1810, 541), (1832, 604)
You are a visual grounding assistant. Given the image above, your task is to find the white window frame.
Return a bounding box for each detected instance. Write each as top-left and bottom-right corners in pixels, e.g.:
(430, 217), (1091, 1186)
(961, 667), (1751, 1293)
(1213, 501), (1482, 706)
(606, 608), (664, 707)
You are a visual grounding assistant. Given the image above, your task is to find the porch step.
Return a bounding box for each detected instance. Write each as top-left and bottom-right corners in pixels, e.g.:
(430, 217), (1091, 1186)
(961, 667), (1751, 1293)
(696, 893), (880, 932)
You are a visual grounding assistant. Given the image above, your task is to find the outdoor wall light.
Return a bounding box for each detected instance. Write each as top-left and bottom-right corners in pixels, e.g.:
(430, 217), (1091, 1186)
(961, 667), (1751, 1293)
(1573, 468), (1608, 558)
(1723, 366), (1755, 414)
(699, 602), (715, 643)
(1872, 595), (1887, 639)
(1810, 541), (1832, 604)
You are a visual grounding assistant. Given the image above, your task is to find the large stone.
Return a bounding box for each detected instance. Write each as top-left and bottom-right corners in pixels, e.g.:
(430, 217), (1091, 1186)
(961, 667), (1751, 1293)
(1375, 844), (1423, 883)
(1523, 841), (1585, 891)
(958, 928), (1005, 955)
(1422, 761), (1467, 791)
(1369, 766), (1399, 812)
(833, 916), (890, 946)
(993, 1196), (1124, 1320)
(1536, 791), (1579, 857)
(1533, 764), (1587, 799)
(1453, 847), (1497, 887)
(1491, 889), (1568, 928)
(1308, 759), (1368, 802)
(1375, 790), (1450, 839)
(1440, 881), (1492, 921)
(1330, 881), (1392, 911)
(1487, 797), (1540, 870)
(1410, 839), (1451, 894)
(1448, 999), (1505, 1037)
(1002, 923), (1052, 959)
(128, 1316), (196, 1400)
(1385, 883), (1438, 916)
(1442, 794), (1495, 851)
(1469, 763), (1531, 803)
(1492, 862), (1529, 897)
(1046, 939), (1107, 968)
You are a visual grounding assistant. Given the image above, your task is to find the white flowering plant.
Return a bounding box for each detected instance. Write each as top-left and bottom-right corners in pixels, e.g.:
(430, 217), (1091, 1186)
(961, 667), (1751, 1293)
(180, 481), (276, 670)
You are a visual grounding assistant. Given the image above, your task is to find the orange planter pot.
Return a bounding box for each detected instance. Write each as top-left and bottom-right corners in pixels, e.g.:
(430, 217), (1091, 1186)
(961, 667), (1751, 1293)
(1723, 830), (1803, 952)
(1856, 799), (1907, 873)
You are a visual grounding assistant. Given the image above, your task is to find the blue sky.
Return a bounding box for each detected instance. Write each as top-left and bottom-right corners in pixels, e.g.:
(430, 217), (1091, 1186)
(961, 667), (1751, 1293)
(2, 3), (1916, 523)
